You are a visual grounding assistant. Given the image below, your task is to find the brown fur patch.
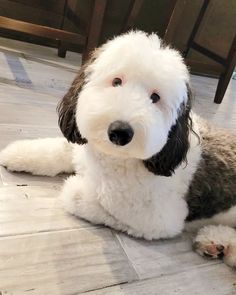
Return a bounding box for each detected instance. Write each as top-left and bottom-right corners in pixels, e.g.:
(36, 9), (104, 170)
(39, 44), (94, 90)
(57, 50), (99, 144)
(143, 85), (196, 177)
(186, 119), (236, 221)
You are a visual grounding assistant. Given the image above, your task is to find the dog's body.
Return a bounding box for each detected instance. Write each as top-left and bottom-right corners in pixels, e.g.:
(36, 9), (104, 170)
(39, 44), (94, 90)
(1, 31), (236, 267)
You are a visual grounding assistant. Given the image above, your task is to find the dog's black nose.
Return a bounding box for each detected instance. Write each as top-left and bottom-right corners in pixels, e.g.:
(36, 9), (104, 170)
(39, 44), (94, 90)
(108, 121), (134, 146)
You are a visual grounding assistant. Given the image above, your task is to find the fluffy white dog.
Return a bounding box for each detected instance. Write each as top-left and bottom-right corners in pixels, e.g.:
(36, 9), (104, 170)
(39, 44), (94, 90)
(1, 31), (236, 267)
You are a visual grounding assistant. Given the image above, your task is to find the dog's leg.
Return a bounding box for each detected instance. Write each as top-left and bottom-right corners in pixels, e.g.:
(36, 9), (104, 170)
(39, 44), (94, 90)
(193, 225), (236, 268)
(60, 175), (133, 233)
(0, 138), (74, 176)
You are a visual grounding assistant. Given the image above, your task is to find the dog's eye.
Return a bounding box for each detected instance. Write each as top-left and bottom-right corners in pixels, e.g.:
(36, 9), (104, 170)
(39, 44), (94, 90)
(112, 78), (122, 87)
(150, 92), (160, 103)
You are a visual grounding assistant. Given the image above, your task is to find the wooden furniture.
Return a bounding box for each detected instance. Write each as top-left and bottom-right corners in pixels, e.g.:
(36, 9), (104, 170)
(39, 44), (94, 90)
(183, 0), (236, 104)
(121, 0), (144, 32)
(212, 36), (236, 104)
(0, 0), (108, 62)
(164, 0), (236, 104)
(163, 0), (183, 45)
(0, 0), (145, 62)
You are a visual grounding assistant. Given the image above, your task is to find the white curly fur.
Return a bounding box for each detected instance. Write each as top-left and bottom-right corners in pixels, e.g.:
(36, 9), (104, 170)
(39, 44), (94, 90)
(0, 31), (235, 267)
(0, 137), (74, 176)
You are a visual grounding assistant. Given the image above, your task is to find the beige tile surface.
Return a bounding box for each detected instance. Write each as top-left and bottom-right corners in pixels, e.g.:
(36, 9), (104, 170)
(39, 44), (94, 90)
(0, 228), (137, 294)
(80, 263), (236, 295)
(0, 186), (93, 237)
(0, 82), (60, 105)
(0, 166), (66, 186)
(0, 124), (61, 150)
(116, 232), (219, 280)
(0, 101), (58, 126)
(192, 75), (236, 130)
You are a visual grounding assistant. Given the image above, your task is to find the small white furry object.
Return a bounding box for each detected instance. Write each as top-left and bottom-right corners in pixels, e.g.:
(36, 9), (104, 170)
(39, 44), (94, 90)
(1, 31), (236, 267)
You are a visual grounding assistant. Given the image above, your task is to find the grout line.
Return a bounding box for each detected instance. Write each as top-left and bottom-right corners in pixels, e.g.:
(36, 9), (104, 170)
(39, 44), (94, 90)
(78, 259), (222, 294)
(0, 225), (103, 239)
(79, 281), (128, 294)
(112, 231), (140, 280)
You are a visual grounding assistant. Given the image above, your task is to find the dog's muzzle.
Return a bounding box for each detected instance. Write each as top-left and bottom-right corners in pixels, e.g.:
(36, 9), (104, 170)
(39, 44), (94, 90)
(108, 121), (134, 146)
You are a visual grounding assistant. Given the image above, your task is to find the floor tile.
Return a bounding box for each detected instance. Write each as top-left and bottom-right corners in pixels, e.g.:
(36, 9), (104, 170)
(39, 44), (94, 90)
(116, 232), (218, 280)
(0, 185), (94, 236)
(0, 166), (66, 187)
(0, 228), (137, 294)
(80, 263), (236, 295)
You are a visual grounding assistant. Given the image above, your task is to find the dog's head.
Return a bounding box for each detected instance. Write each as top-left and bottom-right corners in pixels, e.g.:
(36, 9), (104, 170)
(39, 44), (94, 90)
(58, 31), (194, 176)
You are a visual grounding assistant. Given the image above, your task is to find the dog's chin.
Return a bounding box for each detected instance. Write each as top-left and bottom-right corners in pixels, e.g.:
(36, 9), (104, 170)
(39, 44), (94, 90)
(90, 142), (137, 159)
(89, 138), (163, 161)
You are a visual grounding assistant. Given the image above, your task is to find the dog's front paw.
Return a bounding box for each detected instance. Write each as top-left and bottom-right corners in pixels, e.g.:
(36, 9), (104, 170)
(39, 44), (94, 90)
(0, 141), (26, 172)
(59, 175), (86, 216)
(193, 240), (226, 259)
(60, 175), (109, 225)
(194, 225), (236, 268)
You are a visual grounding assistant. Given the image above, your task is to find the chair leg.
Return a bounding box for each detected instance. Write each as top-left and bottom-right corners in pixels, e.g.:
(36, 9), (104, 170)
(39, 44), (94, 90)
(214, 67), (235, 104)
(58, 40), (67, 58)
(214, 37), (236, 104)
(58, 47), (67, 58)
(214, 74), (229, 104)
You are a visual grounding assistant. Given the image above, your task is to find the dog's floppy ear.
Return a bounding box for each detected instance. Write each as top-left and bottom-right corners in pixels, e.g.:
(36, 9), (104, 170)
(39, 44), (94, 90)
(57, 62), (89, 144)
(143, 85), (195, 177)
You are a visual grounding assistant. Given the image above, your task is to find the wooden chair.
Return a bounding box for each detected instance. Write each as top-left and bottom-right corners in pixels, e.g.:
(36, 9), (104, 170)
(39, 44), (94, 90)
(0, 0), (108, 62)
(0, 0), (145, 63)
(164, 0), (236, 104)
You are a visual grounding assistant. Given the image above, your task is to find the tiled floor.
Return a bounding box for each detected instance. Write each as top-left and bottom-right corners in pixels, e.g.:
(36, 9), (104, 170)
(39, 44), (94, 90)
(0, 37), (235, 294)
